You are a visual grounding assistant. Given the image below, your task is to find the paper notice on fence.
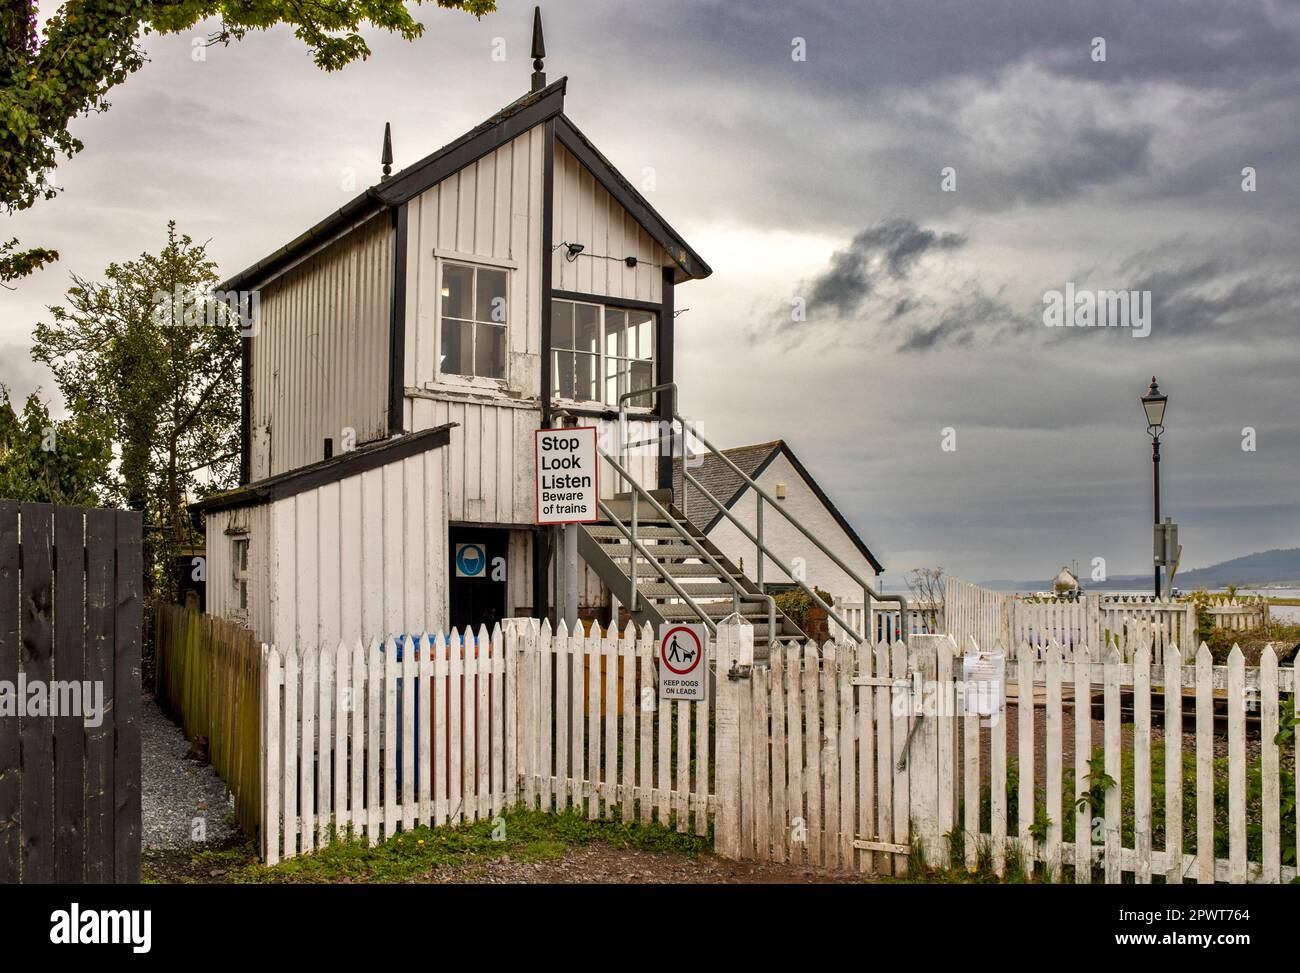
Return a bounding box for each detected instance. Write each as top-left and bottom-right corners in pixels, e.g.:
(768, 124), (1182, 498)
(962, 652), (1005, 716)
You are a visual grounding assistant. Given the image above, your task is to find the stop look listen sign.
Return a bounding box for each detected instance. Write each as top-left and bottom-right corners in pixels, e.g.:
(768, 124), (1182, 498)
(535, 427), (598, 524)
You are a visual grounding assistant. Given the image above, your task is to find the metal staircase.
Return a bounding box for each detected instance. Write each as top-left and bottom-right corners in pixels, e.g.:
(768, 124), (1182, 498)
(557, 382), (908, 654)
(577, 489), (806, 645)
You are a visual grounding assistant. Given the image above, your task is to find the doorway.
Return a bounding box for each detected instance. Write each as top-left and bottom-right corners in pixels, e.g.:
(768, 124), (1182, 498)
(448, 526), (509, 632)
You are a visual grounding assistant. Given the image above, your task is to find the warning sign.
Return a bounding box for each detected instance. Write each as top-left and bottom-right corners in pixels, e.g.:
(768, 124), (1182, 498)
(535, 427), (598, 524)
(658, 624), (707, 701)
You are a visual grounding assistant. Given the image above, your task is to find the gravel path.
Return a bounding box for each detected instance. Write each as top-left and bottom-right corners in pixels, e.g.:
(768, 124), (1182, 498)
(141, 692), (236, 850)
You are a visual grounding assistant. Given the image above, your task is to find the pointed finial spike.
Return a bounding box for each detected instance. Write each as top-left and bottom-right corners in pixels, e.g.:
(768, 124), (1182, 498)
(381, 121), (393, 180)
(530, 6), (546, 92)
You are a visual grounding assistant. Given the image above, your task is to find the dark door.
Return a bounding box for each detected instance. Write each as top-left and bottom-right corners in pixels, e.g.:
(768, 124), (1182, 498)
(448, 526), (509, 632)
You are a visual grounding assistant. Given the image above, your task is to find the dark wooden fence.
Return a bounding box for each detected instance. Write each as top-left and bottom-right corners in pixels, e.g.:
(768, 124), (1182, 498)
(0, 501), (142, 884)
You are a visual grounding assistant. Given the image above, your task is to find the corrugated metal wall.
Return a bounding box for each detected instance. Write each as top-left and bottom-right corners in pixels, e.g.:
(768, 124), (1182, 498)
(552, 142), (664, 303)
(203, 502), (276, 643)
(271, 448), (449, 650)
(252, 212), (394, 478)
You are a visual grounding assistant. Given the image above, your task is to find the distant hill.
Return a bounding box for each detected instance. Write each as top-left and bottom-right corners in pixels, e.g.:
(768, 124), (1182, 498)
(980, 548), (1300, 592)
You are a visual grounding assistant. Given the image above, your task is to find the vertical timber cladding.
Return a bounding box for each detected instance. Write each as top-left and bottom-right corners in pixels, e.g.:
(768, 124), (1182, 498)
(0, 502), (142, 884)
(403, 125), (548, 525)
(252, 212), (395, 478)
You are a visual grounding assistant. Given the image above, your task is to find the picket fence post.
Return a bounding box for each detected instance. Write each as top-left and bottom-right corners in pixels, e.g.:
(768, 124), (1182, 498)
(713, 615), (753, 859)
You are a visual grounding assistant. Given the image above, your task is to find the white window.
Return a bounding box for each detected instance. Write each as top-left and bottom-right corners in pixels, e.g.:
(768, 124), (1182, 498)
(232, 538), (249, 612)
(552, 299), (655, 407)
(439, 259), (509, 382)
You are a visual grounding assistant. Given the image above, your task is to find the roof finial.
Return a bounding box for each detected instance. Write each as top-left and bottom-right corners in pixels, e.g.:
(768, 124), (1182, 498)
(381, 122), (393, 181)
(530, 6), (546, 92)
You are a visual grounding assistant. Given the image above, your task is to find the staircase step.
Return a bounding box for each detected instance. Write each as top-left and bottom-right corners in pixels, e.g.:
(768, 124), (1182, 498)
(588, 525), (689, 540)
(629, 562), (730, 578)
(636, 582), (737, 598)
(603, 543), (704, 559)
(658, 601), (772, 621)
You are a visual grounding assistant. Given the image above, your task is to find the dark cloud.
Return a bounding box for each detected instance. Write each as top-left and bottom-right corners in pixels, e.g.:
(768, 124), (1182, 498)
(802, 219), (966, 317)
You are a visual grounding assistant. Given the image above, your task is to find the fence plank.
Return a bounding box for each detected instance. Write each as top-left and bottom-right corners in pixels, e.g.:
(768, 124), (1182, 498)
(873, 641), (891, 875)
(1103, 648), (1121, 883)
(1164, 644), (1183, 883)
(0, 504), (18, 882)
(804, 642), (822, 868)
(318, 639), (332, 841)
(622, 627), (636, 824)
(991, 643), (1007, 878)
(571, 624), (585, 816)
(890, 640), (909, 876)
(82, 507), (113, 883)
(1133, 644), (1151, 883)
(263, 647), (282, 864)
(838, 645), (855, 871)
(53, 507), (85, 883)
(401, 635), (416, 830)
(491, 626), (505, 818)
(1227, 645), (1246, 884)
(638, 631), (652, 825)
(770, 650), (787, 862)
(1017, 647), (1034, 870)
(787, 642), (804, 866)
(283, 646), (300, 858)
(419, 635), (433, 827)
(539, 622), (554, 814)
(1195, 643), (1214, 884)
(434, 632), (449, 825)
(752, 666), (770, 855)
(607, 628), (621, 820)
(1260, 646), (1279, 884)
(448, 630), (464, 825)
(300, 645), (317, 851)
(822, 645), (838, 870)
(350, 641), (365, 837)
(693, 632), (709, 837)
(334, 641), (350, 835)
(477, 625), (492, 822)
(461, 630), (477, 822)
(589, 627), (602, 821)
(676, 696), (691, 832)
(1044, 646), (1062, 881)
(858, 643), (875, 875)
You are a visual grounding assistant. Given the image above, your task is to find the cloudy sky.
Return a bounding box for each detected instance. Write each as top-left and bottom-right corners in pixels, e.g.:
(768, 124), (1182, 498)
(3, 0), (1298, 585)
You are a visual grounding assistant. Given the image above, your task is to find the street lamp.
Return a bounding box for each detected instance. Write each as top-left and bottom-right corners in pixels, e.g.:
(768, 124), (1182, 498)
(1141, 377), (1168, 598)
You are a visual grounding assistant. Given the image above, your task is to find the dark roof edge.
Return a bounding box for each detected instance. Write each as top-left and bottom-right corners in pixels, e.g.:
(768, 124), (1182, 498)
(218, 79), (568, 294)
(191, 424), (455, 515)
(555, 115), (712, 283)
(700, 441), (884, 574)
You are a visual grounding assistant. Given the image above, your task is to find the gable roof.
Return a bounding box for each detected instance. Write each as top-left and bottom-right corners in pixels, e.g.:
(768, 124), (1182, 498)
(220, 77), (709, 293)
(672, 440), (884, 574)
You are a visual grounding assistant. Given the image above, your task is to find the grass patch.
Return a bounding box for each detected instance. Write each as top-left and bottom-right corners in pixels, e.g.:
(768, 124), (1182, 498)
(146, 807), (713, 884)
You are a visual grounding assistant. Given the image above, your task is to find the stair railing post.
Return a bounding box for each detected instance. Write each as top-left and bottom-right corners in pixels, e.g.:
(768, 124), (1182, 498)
(756, 495), (764, 592)
(629, 487), (638, 612)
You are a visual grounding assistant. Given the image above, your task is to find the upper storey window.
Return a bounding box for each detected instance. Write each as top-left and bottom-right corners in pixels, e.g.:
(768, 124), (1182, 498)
(440, 260), (509, 381)
(552, 298), (655, 408)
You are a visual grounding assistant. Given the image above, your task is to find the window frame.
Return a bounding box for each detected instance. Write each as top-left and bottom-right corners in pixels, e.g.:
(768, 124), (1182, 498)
(550, 297), (658, 412)
(430, 252), (515, 391)
(231, 537), (250, 614)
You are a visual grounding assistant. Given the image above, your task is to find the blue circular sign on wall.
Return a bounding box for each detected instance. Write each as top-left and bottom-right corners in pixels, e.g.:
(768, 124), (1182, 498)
(455, 543), (487, 578)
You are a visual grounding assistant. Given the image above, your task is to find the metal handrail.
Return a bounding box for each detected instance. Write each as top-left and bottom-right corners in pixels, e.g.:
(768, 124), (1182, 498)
(614, 382), (904, 644)
(599, 446), (777, 643)
(680, 465), (864, 645)
(672, 410), (908, 644)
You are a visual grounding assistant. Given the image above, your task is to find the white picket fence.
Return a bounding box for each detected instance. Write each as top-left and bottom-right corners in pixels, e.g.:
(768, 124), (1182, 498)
(726, 632), (1297, 883)
(260, 625), (515, 864)
(259, 617), (1297, 883)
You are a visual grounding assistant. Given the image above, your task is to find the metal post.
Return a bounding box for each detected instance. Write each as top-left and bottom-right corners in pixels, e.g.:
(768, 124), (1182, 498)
(563, 522), (579, 632)
(1152, 434), (1161, 599)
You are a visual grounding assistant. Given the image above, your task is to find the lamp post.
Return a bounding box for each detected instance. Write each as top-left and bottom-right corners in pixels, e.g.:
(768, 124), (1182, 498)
(1141, 377), (1168, 598)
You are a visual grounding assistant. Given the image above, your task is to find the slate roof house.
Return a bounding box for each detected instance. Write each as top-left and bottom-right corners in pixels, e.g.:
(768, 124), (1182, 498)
(195, 9), (889, 650)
